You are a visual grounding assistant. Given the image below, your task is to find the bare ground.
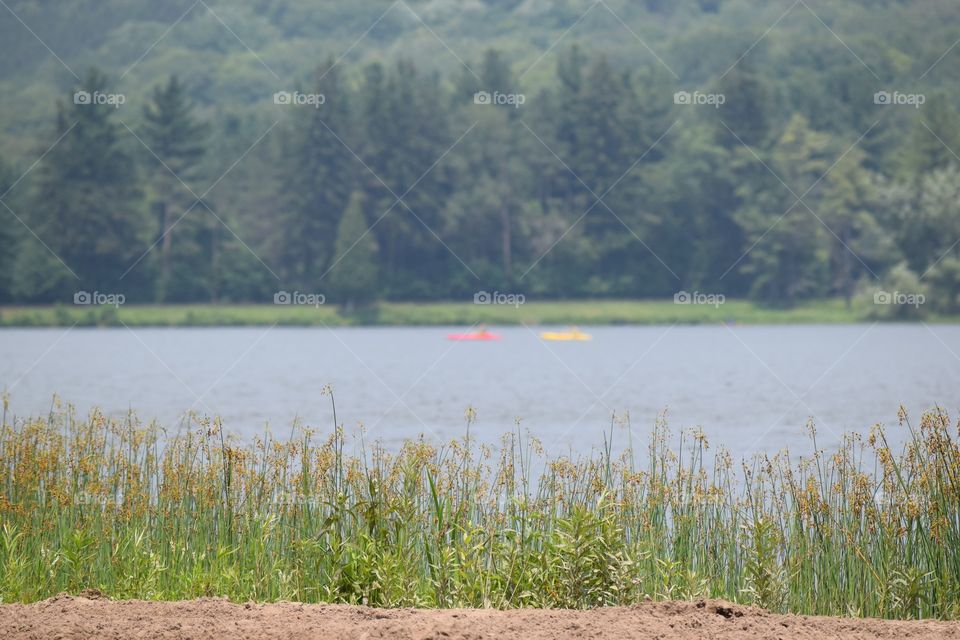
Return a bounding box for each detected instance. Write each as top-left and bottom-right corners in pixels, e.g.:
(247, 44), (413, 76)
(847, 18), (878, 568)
(2, 593), (959, 640)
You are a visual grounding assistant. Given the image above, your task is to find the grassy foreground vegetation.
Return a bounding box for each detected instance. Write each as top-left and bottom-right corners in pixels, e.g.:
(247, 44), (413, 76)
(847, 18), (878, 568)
(0, 298), (945, 327)
(1, 395), (959, 619)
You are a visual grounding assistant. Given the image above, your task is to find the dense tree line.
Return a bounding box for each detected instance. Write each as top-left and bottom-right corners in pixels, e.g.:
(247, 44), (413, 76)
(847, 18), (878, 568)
(2, 2), (960, 314)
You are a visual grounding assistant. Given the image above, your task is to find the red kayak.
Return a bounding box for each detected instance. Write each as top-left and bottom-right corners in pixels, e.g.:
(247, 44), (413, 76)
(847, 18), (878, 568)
(447, 330), (501, 341)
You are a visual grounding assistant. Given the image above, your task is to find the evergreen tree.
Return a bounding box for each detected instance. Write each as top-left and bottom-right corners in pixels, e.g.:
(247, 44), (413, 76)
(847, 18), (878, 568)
(278, 59), (355, 290)
(0, 160), (17, 302)
(481, 49), (515, 98)
(716, 63), (770, 149)
(650, 123), (743, 294)
(142, 75), (209, 301)
(328, 191), (379, 308)
(367, 60), (452, 297)
(14, 68), (144, 301)
(574, 57), (657, 293)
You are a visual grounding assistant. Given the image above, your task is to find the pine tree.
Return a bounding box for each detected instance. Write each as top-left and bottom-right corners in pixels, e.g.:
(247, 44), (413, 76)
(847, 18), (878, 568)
(278, 59), (355, 290)
(142, 75), (208, 302)
(15, 68), (144, 301)
(716, 63), (770, 149)
(367, 59), (451, 296)
(328, 191), (379, 309)
(0, 160), (17, 302)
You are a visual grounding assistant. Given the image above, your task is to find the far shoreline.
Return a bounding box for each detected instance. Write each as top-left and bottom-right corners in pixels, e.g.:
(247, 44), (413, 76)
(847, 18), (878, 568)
(0, 298), (953, 327)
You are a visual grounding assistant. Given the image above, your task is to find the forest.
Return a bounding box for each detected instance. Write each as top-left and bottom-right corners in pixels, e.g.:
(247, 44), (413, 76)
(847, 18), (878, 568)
(1, 0), (959, 315)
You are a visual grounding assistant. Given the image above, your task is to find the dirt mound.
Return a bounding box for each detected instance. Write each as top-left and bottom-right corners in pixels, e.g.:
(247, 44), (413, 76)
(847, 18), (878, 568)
(2, 595), (958, 639)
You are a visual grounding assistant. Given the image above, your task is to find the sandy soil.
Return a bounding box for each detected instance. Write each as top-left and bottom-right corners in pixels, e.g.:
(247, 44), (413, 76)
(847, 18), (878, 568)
(2, 592), (959, 639)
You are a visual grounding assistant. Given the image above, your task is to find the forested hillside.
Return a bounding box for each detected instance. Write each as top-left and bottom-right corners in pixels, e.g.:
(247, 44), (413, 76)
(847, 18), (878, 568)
(1, 0), (959, 313)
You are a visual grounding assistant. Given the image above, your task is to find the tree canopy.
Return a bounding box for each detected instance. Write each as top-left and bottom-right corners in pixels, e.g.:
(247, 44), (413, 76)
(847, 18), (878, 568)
(1, 0), (959, 309)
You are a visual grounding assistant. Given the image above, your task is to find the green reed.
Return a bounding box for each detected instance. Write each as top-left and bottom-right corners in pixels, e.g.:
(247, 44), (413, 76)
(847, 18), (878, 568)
(0, 392), (958, 619)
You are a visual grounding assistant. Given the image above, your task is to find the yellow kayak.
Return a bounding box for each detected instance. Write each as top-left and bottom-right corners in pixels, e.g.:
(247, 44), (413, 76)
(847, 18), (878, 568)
(540, 328), (592, 341)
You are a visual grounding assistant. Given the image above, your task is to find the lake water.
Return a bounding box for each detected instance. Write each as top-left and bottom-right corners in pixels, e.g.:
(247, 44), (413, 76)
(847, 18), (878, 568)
(1, 324), (957, 458)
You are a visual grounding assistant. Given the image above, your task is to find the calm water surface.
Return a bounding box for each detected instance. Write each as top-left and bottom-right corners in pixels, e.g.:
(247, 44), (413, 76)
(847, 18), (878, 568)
(1, 325), (957, 458)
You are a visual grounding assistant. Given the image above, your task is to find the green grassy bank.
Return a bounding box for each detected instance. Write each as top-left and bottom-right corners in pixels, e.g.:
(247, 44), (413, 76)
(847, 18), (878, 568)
(0, 298), (945, 327)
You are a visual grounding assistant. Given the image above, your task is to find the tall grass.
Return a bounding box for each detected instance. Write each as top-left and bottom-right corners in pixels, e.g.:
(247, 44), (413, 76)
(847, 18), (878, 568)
(0, 393), (958, 619)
